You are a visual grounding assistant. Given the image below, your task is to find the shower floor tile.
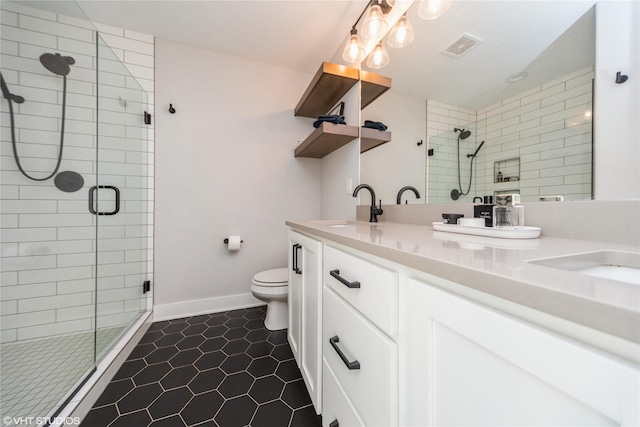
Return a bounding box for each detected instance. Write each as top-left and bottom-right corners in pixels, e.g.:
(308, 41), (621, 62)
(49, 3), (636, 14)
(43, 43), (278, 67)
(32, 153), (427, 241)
(81, 307), (322, 427)
(0, 326), (125, 424)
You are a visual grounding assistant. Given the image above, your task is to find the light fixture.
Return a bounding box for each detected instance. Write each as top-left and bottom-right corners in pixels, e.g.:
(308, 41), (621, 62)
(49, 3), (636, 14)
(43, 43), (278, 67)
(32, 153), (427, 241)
(366, 42), (390, 69)
(342, 27), (366, 63)
(361, 1), (389, 40)
(505, 71), (528, 83)
(417, 0), (452, 20)
(387, 13), (414, 48)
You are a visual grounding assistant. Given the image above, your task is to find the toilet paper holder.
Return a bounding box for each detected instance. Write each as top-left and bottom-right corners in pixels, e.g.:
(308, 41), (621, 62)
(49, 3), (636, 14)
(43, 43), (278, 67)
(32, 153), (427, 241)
(223, 238), (243, 244)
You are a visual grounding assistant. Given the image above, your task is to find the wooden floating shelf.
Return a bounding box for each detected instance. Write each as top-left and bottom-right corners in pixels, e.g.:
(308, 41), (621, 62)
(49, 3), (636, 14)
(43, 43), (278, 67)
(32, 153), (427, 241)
(360, 127), (392, 153)
(294, 62), (359, 118)
(294, 122), (359, 158)
(360, 70), (392, 110)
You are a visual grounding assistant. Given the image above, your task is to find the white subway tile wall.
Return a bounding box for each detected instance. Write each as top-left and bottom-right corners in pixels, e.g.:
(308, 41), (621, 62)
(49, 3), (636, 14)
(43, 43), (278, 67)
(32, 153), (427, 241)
(0, 2), (154, 344)
(427, 67), (593, 203)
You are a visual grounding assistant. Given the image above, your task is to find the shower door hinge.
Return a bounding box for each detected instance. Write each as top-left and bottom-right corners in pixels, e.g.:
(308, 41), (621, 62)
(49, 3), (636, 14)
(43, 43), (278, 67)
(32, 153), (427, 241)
(143, 280), (151, 294)
(144, 111), (151, 125)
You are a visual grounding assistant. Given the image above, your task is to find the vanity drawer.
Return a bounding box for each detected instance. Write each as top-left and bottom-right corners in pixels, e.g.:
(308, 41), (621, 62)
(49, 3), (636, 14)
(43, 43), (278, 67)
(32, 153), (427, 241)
(324, 245), (398, 335)
(322, 359), (365, 427)
(323, 287), (398, 426)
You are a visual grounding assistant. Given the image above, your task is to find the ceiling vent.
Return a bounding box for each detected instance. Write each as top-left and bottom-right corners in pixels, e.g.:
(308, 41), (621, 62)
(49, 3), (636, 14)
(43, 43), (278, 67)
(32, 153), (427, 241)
(441, 33), (482, 58)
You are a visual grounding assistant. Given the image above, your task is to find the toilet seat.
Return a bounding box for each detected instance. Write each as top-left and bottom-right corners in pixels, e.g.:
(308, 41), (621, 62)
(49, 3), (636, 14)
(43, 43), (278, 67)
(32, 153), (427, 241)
(252, 268), (288, 287)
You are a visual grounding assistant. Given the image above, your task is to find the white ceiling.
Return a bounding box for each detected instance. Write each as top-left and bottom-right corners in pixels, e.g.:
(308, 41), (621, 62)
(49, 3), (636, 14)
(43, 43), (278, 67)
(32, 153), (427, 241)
(22, 0), (596, 110)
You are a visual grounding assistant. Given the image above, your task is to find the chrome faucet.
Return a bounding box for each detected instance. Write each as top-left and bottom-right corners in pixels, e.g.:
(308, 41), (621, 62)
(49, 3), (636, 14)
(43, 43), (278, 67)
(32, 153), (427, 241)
(396, 186), (421, 204)
(353, 184), (383, 222)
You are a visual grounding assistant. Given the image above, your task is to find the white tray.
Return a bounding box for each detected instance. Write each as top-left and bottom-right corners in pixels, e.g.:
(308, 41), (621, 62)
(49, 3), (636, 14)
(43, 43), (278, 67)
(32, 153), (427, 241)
(432, 222), (541, 239)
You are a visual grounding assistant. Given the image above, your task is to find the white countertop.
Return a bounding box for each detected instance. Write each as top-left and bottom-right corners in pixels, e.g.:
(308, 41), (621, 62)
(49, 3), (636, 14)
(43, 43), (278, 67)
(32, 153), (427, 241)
(286, 219), (640, 344)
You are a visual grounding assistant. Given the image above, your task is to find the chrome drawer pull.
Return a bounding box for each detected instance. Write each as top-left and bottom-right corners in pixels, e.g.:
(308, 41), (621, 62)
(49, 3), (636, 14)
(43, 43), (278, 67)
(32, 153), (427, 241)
(329, 335), (360, 370)
(329, 420), (339, 427)
(329, 269), (360, 289)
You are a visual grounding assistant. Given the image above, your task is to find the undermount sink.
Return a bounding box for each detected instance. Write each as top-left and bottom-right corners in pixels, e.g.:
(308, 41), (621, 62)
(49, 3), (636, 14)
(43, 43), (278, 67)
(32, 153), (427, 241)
(528, 250), (640, 286)
(325, 222), (356, 228)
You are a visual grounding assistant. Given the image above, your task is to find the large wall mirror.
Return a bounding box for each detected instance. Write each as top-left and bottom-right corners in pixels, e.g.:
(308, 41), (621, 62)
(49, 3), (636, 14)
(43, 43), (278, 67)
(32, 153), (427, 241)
(360, 1), (598, 204)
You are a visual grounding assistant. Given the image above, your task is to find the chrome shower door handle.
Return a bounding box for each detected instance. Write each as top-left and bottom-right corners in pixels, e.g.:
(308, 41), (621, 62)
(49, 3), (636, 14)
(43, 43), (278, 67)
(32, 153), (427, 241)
(88, 185), (120, 215)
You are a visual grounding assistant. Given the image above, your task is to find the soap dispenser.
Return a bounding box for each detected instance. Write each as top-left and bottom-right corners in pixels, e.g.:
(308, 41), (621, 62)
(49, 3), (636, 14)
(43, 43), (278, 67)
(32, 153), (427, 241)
(493, 193), (524, 228)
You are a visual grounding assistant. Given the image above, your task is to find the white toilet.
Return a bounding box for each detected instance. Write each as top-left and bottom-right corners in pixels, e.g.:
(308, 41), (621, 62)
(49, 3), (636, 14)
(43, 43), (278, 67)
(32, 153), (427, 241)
(251, 268), (289, 331)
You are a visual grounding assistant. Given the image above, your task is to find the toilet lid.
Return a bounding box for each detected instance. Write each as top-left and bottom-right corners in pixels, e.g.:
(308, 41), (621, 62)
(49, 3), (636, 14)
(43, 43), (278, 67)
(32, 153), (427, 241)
(253, 268), (288, 286)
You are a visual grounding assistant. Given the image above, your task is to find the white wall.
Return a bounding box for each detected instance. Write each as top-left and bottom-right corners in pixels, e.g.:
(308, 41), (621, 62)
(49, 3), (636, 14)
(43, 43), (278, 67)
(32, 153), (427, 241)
(154, 39), (321, 319)
(593, 0), (640, 200)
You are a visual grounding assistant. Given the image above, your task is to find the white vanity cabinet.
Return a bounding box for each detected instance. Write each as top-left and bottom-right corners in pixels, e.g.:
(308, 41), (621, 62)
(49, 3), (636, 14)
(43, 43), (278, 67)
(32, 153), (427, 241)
(321, 244), (400, 427)
(287, 230), (322, 414)
(405, 273), (640, 426)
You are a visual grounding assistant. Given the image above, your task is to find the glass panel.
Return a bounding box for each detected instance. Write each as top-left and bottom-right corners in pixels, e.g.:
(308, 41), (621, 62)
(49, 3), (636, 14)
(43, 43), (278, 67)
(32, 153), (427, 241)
(0, 1), (98, 419)
(95, 34), (149, 360)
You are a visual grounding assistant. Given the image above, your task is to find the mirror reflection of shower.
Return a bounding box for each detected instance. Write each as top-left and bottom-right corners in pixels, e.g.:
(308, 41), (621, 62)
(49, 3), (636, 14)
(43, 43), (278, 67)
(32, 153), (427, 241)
(1, 52), (75, 182)
(450, 128), (485, 201)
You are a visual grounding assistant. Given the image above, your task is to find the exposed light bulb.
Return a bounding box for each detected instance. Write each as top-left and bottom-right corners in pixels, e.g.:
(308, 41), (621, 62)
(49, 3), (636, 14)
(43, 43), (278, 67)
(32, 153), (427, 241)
(418, 0), (452, 20)
(387, 14), (415, 48)
(361, 3), (388, 40)
(366, 43), (390, 69)
(342, 28), (366, 63)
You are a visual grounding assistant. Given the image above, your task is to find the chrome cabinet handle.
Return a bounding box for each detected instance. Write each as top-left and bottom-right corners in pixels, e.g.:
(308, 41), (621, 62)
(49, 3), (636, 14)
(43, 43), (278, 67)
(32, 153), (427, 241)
(329, 335), (360, 370)
(329, 269), (360, 289)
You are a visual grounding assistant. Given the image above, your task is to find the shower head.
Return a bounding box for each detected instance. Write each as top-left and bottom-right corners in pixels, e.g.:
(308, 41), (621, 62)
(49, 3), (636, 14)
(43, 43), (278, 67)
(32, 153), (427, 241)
(454, 128), (472, 140)
(40, 53), (75, 77)
(467, 140), (486, 158)
(0, 72), (25, 104)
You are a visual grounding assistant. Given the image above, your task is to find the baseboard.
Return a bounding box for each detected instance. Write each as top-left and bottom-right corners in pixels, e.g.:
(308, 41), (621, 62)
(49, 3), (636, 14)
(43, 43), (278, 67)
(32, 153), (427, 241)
(153, 292), (266, 322)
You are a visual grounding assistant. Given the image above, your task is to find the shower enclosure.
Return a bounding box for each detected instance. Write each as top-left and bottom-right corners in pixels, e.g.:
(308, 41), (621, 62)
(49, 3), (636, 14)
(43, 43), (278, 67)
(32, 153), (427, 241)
(1, 1), (151, 422)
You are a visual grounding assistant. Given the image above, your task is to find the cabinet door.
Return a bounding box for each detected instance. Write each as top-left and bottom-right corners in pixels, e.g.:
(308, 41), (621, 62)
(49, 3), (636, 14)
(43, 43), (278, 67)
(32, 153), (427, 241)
(288, 230), (323, 414)
(406, 277), (640, 427)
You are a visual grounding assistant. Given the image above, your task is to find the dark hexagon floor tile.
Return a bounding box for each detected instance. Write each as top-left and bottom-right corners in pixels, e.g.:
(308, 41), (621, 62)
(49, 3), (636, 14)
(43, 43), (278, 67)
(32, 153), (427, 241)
(245, 318), (266, 330)
(93, 379), (135, 407)
(187, 314), (210, 325)
(224, 316), (248, 328)
(189, 368), (225, 394)
(79, 404), (118, 427)
(252, 400), (292, 427)
(132, 361), (172, 386)
(145, 346), (179, 364)
(138, 330), (164, 344)
(218, 371), (254, 399)
(271, 344), (294, 362)
(182, 323), (208, 336)
(223, 327), (249, 341)
(215, 395), (257, 427)
(149, 414), (187, 427)
(112, 359), (146, 381)
(195, 350), (226, 371)
(180, 390), (224, 425)
(249, 376), (285, 404)
(222, 338), (250, 356)
(220, 353), (251, 374)
(109, 409), (151, 427)
(169, 348), (203, 368)
(226, 308), (247, 318)
(128, 343), (156, 360)
(245, 329), (270, 343)
(154, 332), (185, 348)
(246, 341), (274, 359)
(203, 325), (228, 338)
(247, 356), (279, 379)
(275, 359), (302, 382)
(290, 405), (322, 427)
(199, 336), (227, 352)
(267, 330), (288, 345)
(117, 382), (163, 414)
(205, 315), (227, 327)
(148, 386), (193, 420)
(147, 320), (171, 332)
(244, 308), (266, 320)
(160, 365), (199, 390)
(176, 334), (206, 350)
(282, 379), (313, 410)
(162, 322), (189, 334)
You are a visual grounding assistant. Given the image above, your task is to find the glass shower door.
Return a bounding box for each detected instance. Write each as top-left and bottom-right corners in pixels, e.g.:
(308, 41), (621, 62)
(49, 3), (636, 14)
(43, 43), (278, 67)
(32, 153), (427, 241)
(94, 35), (149, 360)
